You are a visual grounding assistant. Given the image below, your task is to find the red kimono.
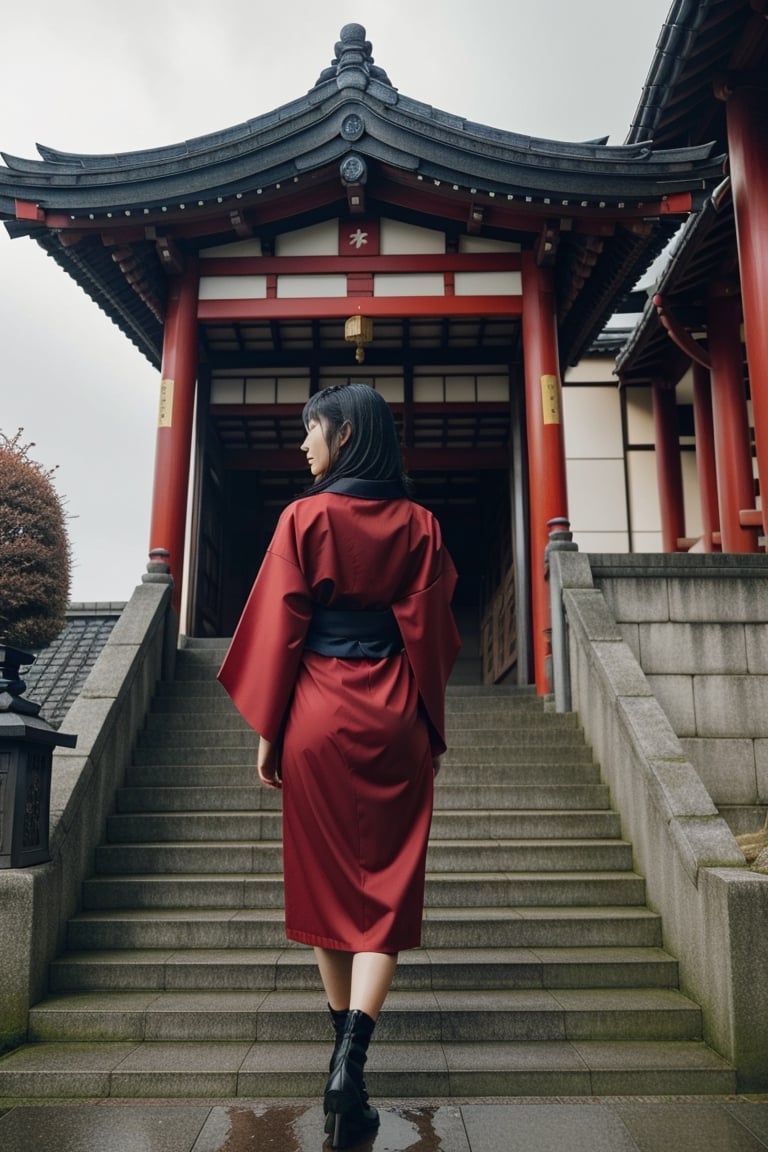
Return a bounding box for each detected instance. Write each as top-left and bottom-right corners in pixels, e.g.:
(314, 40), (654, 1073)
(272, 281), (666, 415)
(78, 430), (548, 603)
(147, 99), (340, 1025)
(218, 481), (460, 953)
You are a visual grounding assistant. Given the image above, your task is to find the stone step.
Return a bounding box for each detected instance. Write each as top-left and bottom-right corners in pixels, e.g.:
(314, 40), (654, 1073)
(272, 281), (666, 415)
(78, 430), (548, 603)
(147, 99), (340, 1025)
(105, 810), (622, 843)
(147, 694), (546, 715)
(139, 720), (586, 746)
(17, 661), (733, 1101)
(146, 689), (549, 717)
(131, 743), (595, 767)
(149, 697), (249, 716)
(65, 906), (661, 952)
(0, 1038), (736, 1099)
(94, 840), (635, 875)
(115, 783), (612, 814)
(82, 871), (647, 910)
(155, 678), (540, 699)
(26, 987), (704, 1044)
(136, 725), (586, 751)
(48, 946), (680, 993)
(171, 653), (536, 694)
(142, 712), (581, 738)
(125, 761), (603, 787)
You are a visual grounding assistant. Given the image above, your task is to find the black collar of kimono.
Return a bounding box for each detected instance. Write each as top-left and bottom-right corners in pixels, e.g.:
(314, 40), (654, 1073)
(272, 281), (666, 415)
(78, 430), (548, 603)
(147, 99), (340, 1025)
(323, 477), (405, 500)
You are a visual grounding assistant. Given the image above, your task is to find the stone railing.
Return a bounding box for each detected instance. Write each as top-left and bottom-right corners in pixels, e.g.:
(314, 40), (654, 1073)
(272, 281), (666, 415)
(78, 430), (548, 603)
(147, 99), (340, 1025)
(0, 572), (174, 1054)
(551, 550), (768, 1091)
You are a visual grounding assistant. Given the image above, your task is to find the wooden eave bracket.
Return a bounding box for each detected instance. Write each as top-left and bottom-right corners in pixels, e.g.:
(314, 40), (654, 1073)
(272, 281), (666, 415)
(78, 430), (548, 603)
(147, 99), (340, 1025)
(652, 293), (712, 369)
(467, 203), (484, 235)
(346, 184), (366, 214)
(155, 235), (186, 277)
(535, 222), (560, 266)
(738, 509), (764, 528)
(104, 237), (166, 321)
(58, 231), (84, 248)
(15, 198), (45, 222)
(229, 208), (253, 238)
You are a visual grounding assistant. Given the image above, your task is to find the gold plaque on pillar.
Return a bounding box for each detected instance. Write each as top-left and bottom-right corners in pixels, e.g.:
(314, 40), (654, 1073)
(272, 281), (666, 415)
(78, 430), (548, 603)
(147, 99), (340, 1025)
(158, 378), (174, 428)
(540, 374), (560, 424)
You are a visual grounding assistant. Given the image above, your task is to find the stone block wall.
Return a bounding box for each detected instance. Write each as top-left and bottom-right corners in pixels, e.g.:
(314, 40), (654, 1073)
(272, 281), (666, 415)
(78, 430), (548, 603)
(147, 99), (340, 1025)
(593, 555), (768, 835)
(557, 550), (768, 1090)
(0, 579), (173, 1054)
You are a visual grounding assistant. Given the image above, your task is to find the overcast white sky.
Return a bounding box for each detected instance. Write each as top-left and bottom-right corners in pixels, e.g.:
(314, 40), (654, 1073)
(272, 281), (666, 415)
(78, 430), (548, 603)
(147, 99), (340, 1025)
(0, 0), (672, 601)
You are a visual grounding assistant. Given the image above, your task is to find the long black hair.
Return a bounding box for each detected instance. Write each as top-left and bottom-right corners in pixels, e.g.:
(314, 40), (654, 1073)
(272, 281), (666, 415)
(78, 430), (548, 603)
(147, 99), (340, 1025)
(298, 383), (412, 498)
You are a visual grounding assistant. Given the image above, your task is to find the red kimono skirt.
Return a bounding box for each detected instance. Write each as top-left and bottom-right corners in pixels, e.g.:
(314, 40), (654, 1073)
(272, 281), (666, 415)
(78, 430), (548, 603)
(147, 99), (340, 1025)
(218, 483), (460, 953)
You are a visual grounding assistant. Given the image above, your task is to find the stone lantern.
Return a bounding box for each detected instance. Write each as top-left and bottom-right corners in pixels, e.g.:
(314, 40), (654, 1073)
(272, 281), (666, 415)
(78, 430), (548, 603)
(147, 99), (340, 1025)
(0, 645), (77, 868)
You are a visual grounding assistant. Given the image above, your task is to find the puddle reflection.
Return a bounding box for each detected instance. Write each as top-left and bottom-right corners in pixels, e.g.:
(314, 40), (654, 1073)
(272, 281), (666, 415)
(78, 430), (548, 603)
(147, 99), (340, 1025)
(194, 1103), (466, 1152)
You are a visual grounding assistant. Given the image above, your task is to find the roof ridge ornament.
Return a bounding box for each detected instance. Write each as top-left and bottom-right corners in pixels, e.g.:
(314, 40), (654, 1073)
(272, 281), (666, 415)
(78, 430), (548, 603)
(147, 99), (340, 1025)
(315, 24), (393, 90)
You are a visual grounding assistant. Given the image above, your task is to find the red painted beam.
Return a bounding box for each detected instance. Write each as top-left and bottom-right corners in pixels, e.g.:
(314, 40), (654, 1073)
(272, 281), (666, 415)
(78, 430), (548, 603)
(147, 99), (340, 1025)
(198, 295), (522, 321)
(15, 199), (45, 222)
(199, 253), (522, 276)
(652, 294), (711, 368)
(210, 401), (511, 417)
(39, 177), (695, 241)
(739, 509), (764, 527)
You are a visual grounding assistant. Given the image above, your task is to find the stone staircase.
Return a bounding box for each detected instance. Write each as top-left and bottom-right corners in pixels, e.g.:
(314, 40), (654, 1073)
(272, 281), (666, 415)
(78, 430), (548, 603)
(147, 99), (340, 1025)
(0, 639), (735, 1098)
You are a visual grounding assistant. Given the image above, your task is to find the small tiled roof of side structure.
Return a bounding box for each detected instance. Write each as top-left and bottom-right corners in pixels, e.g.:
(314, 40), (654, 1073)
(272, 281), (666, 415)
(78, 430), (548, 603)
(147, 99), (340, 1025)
(23, 603), (126, 729)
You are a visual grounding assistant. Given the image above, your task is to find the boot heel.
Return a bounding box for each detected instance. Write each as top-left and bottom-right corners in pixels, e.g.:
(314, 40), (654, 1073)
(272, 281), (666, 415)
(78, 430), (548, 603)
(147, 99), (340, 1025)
(322, 1009), (380, 1147)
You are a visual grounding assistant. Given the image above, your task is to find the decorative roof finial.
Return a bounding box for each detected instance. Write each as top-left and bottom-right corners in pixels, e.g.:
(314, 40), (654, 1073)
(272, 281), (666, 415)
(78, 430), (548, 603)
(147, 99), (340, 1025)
(315, 24), (393, 89)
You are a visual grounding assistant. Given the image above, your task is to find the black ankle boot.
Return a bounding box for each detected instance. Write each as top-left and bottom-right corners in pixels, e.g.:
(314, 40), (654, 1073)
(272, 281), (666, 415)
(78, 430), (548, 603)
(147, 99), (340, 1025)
(328, 1005), (348, 1072)
(323, 1009), (380, 1149)
(327, 1005), (374, 1107)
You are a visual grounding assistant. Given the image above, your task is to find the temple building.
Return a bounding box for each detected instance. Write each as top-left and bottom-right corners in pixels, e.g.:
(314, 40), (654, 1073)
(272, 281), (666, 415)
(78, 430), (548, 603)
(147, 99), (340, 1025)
(0, 20), (726, 694)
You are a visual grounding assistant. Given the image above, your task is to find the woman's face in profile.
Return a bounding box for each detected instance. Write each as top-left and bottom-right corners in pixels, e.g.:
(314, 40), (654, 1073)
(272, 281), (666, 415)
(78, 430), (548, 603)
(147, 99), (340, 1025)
(301, 414), (352, 481)
(301, 417), (332, 480)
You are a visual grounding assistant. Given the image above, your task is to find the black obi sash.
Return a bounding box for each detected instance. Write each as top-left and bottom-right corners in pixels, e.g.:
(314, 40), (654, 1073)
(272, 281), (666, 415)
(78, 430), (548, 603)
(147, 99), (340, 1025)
(304, 606), (403, 659)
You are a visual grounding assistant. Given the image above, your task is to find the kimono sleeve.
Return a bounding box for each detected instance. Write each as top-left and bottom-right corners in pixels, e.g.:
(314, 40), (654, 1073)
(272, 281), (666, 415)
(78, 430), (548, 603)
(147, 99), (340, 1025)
(392, 545), (460, 756)
(217, 520), (313, 741)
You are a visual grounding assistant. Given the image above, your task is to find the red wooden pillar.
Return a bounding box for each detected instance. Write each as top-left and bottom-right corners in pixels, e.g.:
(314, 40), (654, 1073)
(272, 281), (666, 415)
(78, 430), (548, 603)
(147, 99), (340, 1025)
(707, 292), (758, 553)
(651, 380), (685, 552)
(691, 362), (720, 552)
(725, 82), (768, 539)
(521, 251), (569, 694)
(148, 258), (200, 612)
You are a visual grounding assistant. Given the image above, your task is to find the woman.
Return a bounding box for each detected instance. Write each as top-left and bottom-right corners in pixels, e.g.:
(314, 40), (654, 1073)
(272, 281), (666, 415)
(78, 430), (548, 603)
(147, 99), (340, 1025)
(218, 382), (460, 1148)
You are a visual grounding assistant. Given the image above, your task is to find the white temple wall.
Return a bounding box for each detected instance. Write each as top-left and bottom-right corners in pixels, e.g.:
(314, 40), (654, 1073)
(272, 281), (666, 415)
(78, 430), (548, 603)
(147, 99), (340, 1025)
(564, 359), (704, 554)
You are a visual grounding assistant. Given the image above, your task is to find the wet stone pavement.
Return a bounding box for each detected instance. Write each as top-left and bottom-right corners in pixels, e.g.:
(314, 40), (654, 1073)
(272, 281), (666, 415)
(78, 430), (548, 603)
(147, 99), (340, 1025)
(2, 1097), (768, 1152)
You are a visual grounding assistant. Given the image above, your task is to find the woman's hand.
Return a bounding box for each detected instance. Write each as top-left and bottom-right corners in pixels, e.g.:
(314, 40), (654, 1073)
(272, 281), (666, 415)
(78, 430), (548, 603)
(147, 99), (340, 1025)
(432, 756), (442, 778)
(257, 736), (282, 789)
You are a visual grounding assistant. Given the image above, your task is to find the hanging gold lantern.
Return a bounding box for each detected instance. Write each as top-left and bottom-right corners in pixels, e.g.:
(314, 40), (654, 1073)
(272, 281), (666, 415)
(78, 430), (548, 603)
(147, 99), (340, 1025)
(344, 315), (373, 363)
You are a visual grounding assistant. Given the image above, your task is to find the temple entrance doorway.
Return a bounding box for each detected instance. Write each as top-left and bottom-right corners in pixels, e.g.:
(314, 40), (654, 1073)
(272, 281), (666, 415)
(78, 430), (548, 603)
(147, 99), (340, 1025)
(192, 457), (522, 686)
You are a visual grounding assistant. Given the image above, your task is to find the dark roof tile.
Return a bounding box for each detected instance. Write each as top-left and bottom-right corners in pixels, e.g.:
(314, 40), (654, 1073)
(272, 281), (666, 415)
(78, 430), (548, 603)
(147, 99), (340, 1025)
(23, 605), (126, 728)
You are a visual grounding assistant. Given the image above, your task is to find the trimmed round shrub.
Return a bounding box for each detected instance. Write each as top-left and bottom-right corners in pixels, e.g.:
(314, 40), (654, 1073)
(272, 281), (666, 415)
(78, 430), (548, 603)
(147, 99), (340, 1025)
(0, 430), (71, 650)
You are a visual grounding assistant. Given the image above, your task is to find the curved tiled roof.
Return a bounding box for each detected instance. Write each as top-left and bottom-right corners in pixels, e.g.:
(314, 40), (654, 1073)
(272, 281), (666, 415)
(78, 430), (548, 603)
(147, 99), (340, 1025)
(0, 29), (721, 219)
(619, 0), (764, 381)
(626, 0), (763, 151)
(0, 23), (726, 368)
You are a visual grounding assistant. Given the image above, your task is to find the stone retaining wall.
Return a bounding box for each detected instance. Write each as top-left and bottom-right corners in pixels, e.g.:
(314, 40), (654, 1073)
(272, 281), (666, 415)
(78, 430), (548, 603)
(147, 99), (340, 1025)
(555, 551), (768, 1091)
(594, 554), (768, 835)
(0, 580), (173, 1054)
